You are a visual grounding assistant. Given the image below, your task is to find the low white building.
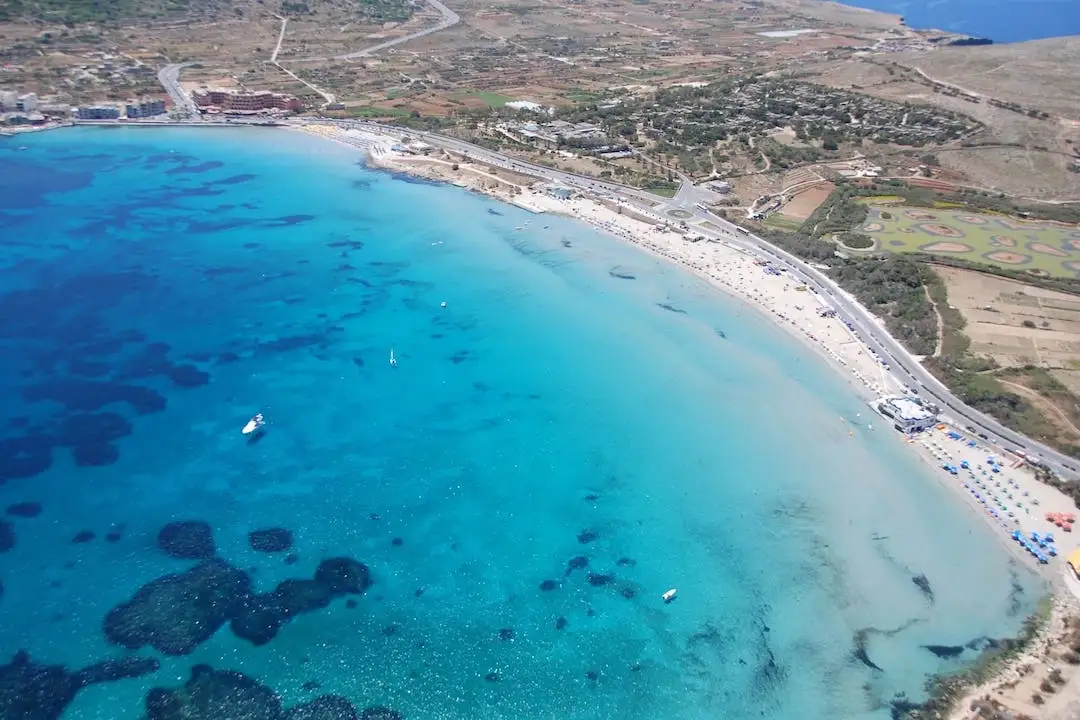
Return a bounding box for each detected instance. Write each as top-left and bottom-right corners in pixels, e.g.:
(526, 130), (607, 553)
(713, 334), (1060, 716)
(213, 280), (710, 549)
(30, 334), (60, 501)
(877, 396), (938, 433)
(505, 100), (551, 114)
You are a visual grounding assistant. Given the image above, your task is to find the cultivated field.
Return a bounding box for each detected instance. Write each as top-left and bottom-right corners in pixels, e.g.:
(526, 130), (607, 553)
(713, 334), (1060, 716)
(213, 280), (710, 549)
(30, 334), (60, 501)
(778, 182), (834, 221)
(937, 266), (1080, 369)
(936, 265), (1080, 447)
(859, 205), (1080, 278)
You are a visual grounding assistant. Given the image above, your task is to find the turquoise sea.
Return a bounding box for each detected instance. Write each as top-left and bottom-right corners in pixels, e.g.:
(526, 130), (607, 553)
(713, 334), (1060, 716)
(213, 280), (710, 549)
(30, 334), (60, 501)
(0, 126), (1044, 720)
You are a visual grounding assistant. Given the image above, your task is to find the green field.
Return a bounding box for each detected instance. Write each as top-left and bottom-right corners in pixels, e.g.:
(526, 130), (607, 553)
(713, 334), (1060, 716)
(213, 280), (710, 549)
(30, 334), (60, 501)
(764, 214), (803, 232)
(469, 91), (512, 108)
(858, 205), (1080, 278)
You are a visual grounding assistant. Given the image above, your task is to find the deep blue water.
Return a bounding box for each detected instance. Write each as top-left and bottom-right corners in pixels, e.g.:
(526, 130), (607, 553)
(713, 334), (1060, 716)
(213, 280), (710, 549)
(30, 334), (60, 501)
(0, 126), (1044, 720)
(831, 0), (1080, 42)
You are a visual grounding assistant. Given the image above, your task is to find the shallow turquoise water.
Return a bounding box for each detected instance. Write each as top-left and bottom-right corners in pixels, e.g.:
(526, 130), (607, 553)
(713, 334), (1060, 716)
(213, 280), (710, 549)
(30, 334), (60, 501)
(0, 126), (1044, 719)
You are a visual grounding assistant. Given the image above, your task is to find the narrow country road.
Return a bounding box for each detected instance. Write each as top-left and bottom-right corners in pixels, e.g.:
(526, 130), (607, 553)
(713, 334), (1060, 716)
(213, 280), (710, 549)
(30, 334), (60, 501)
(285, 0), (460, 62)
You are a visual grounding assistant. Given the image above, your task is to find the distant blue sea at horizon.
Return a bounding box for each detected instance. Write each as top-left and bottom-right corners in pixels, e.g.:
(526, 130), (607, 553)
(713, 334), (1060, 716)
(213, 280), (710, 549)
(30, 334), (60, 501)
(0, 126), (1045, 719)
(829, 0), (1080, 43)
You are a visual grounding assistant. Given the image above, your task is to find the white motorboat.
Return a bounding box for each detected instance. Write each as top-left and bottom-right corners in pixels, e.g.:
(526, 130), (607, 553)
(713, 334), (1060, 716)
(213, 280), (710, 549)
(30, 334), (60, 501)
(662, 588), (677, 603)
(389, 348), (397, 367)
(242, 413), (265, 435)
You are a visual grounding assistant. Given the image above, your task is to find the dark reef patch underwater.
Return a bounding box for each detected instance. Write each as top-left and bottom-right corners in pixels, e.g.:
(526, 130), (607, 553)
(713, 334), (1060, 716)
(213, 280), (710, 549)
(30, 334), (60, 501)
(0, 127), (1045, 720)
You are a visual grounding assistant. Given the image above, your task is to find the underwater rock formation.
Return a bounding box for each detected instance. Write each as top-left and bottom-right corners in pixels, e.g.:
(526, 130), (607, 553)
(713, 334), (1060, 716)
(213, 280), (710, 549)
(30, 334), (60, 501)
(144, 664), (381, 720)
(0, 436), (53, 482)
(249, 528), (293, 553)
(144, 665), (283, 719)
(923, 644), (965, 659)
(359, 708), (402, 720)
(0, 521), (14, 552)
(106, 552), (372, 654)
(911, 574), (934, 603)
(157, 520), (216, 559)
(6, 502), (41, 518)
(0, 650), (158, 720)
(104, 559), (252, 655)
(564, 556), (588, 576)
(231, 558), (372, 647)
(852, 629), (883, 672)
(576, 530), (598, 544)
(285, 695), (359, 720)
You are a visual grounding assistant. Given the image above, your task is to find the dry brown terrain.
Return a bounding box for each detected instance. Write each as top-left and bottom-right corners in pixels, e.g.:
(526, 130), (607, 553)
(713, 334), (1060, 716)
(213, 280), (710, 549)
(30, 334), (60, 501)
(937, 265), (1080, 447)
(937, 266), (1080, 369)
(4, 0), (1078, 206)
(896, 37), (1080, 121)
(779, 182), (834, 221)
(803, 48), (1080, 201)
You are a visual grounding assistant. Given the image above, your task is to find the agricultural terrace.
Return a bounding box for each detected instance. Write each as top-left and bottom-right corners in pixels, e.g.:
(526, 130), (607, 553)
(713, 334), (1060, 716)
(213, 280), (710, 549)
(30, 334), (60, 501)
(856, 205), (1080, 279)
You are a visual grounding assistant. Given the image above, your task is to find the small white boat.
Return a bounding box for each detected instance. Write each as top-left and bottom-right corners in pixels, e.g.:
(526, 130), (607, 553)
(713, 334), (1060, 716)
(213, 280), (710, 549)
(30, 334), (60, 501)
(440, 301), (447, 308)
(662, 588), (677, 603)
(389, 348), (397, 367)
(242, 413), (265, 435)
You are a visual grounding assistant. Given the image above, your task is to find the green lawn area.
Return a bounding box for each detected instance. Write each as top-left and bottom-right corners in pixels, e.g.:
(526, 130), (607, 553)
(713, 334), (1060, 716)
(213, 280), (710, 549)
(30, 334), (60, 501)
(469, 91), (512, 108)
(860, 204), (1080, 278)
(564, 89), (601, 103)
(644, 181), (679, 198)
(338, 105), (410, 119)
(763, 214), (803, 232)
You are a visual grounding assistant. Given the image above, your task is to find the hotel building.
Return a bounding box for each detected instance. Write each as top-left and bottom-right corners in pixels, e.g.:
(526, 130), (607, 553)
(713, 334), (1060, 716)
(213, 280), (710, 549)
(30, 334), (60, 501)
(192, 89), (302, 113)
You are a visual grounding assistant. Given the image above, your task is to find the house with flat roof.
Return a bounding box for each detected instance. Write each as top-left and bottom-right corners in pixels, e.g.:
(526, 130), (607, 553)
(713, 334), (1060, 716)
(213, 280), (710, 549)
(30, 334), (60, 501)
(877, 396), (938, 433)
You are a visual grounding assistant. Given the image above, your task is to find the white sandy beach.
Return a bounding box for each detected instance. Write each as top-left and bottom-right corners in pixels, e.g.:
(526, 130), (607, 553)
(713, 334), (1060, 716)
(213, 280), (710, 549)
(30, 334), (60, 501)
(297, 122), (1080, 586)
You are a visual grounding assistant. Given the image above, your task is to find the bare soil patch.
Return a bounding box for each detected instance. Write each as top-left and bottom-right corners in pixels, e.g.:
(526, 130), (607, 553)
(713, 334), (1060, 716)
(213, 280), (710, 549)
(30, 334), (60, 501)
(937, 265), (1080, 369)
(986, 251), (1031, 265)
(781, 182), (834, 221)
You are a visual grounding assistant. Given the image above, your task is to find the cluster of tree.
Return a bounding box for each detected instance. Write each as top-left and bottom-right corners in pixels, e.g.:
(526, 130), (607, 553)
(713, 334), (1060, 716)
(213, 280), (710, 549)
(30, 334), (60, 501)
(759, 139), (822, 169)
(800, 185), (868, 238)
(836, 232), (873, 249)
(830, 255), (940, 355)
(754, 229), (939, 353)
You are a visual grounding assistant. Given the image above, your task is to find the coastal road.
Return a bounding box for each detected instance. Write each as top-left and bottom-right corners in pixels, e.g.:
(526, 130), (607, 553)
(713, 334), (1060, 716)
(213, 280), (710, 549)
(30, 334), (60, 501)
(314, 118), (1078, 478)
(696, 210), (1079, 478)
(157, 63), (198, 117)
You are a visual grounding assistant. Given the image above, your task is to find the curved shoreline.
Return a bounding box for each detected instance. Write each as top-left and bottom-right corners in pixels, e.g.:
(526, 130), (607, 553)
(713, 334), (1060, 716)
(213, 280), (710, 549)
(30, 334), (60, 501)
(295, 123), (1079, 569)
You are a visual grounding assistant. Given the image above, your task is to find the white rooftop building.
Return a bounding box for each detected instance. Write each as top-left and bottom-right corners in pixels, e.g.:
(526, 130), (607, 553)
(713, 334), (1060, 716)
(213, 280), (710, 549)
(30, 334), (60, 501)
(877, 396), (938, 433)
